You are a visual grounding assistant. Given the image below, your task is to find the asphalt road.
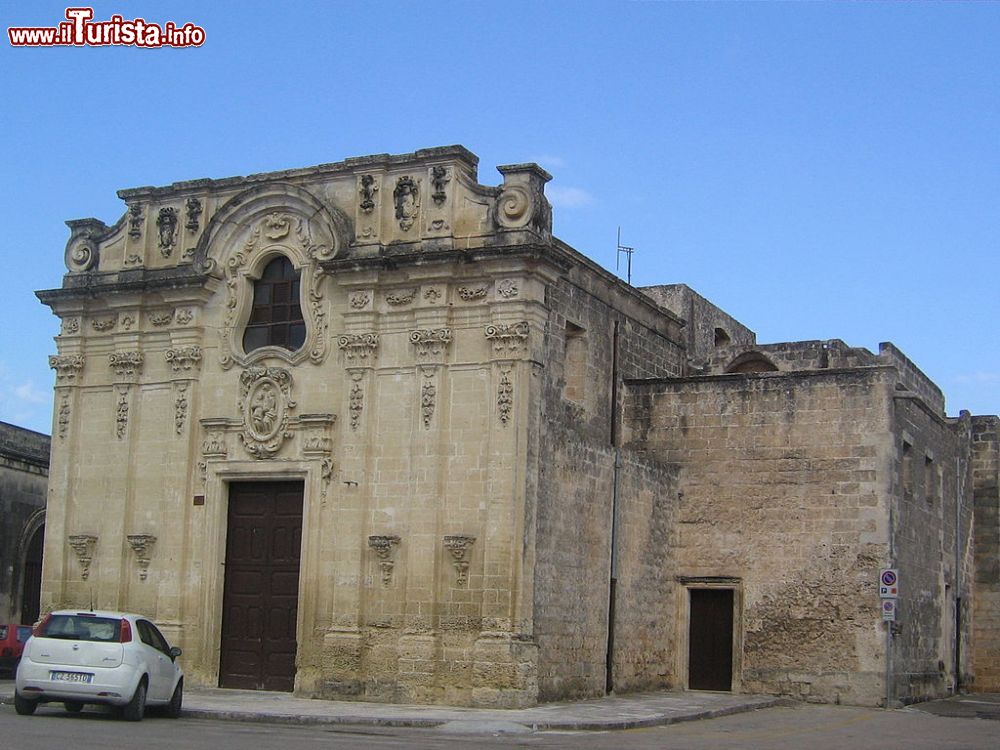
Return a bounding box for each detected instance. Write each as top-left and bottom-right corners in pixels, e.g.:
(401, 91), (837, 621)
(1, 702), (997, 750)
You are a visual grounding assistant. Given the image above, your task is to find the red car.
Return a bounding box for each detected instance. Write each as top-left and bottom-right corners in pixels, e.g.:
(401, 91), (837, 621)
(0, 624), (32, 674)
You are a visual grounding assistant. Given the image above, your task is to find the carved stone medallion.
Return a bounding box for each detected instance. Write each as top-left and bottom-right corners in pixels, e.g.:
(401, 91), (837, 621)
(239, 367), (295, 459)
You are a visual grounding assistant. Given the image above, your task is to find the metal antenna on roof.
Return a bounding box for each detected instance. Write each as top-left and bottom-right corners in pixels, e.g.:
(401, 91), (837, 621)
(616, 227), (635, 285)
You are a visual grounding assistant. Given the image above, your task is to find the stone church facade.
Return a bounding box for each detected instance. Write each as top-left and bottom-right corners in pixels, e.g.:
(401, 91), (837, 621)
(37, 146), (999, 707)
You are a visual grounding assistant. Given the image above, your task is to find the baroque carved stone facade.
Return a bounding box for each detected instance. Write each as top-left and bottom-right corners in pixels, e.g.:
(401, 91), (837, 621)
(37, 146), (999, 708)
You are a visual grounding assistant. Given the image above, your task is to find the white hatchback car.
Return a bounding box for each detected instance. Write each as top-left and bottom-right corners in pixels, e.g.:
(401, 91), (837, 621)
(14, 610), (183, 721)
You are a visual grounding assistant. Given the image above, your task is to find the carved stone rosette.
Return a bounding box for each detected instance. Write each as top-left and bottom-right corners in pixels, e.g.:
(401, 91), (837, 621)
(68, 534), (98, 580)
(126, 534), (156, 580)
(368, 535), (401, 586)
(338, 333), (379, 362)
(239, 367), (295, 459)
(109, 351), (144, 380)
(49, 354), (85, 383)
(484, 322), (530, 357)
(443, 535), (476, 587)
(165, 346), (202, 373)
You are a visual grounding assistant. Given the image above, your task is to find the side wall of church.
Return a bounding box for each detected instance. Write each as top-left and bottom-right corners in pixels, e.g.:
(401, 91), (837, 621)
(971, 416), (1000, 691)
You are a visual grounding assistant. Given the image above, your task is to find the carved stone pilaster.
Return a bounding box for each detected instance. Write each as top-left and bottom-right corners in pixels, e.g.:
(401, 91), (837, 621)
(109, 351), (144, 380)
(368, 535), (401, 586)
(174, 382), (189, 435)
(443, 535), (476, 587)
(68, 534), (97, 580)
(337, 333), (379, 362)
(115, 385), (130, 439)
(484, 322), (530, 357)
(165, 346), (202, 373)
(49, 354), (85, 383)
(497, 371), (513, 426)
(126, 534), (156, 581)
(348, 371), (365, 431)
(421, 371), (436, 429)
(57, 392), (71, 440)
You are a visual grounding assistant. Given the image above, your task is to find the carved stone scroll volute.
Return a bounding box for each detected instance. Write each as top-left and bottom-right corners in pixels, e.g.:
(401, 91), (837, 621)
(368, 535), (401, 586)
(443, 535), (476, 587)
(68, 534), (98, 580)
(126, 534), (157, 581)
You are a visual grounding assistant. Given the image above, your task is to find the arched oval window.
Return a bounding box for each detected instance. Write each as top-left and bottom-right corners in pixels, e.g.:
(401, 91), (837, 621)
(243, 256), (305, 353)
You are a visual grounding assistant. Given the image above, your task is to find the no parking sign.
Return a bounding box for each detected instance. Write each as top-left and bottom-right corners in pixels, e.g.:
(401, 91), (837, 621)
(880, 568), (899, 598)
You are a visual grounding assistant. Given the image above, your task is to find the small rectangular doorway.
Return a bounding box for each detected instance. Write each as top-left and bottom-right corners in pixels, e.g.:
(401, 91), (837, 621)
(688, 588), (734, 691)
(219, 481), (303, 691)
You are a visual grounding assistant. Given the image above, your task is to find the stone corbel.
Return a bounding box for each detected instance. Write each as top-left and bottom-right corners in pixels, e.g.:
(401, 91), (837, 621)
(68, 534), (98, 580)
(409, 329), (452, 359)
(443, 535), (476, 587)
(368, 535), (401, 586)
(165, 346), (202, 373)
(337, 333), (379, 362)
(126, 534), (157, 580)
(109, 350), (144, 380)
(484, 322), (530, 357)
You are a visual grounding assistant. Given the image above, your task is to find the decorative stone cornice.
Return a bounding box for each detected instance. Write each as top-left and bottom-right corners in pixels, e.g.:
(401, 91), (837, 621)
(109, 350), (144, 379)
(126, 534), (156, 580)
(484, 321), (530, 356)
(338, 333), (379, 362)
(443, 535), (476, 587)
(68, 534), (98, 580)
(409, 329), (452, 358)
(49, 354), (85, 383)
(165, 346), (202, 373)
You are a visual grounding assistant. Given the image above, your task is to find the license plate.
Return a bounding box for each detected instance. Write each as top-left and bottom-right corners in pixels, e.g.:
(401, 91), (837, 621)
(50, 671), (93, 683)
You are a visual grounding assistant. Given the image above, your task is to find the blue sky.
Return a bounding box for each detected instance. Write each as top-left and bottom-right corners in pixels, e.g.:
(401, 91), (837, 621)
(1, 1), (997, 434)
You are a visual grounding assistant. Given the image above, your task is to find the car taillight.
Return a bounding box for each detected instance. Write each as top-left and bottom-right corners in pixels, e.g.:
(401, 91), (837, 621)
(33, 613), (53, 637)
(119, 618), (132, 643)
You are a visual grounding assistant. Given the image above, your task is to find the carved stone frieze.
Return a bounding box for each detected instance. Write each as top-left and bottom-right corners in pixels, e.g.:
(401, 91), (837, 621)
(174, 382), (189, 434)
(109, 350), (144, 379)
(423, 288), (442, 303)
(201, 430), (227, 458)
(115, 385), (130, 439)
(91, 316), (116, 331)
(300, 413), (336, 456)
(165, 346), (202, 373)
(68, 534), (98, 580)
(409, 329), (452, 358)
(176, 308), (193, 325)
(496, 279), (519, 299)
(338, 333), (379, 362)
(156, 207), (177, 257)
(458, 286), (487, 301)
(394, 176), (420, 231)
(349, 291), (371, 310)
(128, 203), (143, 238)
(62, 317), (80, 335)
(484, 321), (530, 356)
(348, 371), (364, 431)
(443, 535), (476, 587)
(149, 309), (175, 327)
(125, 254), (143, 266)
(126, 534), (156, 580)
(239, 367), (295, 459)
(49, 354), (85, 383)
(368, 535), (401, 586)
(120, 315), (135, 331)
(57, 393), (71, 439)
(386, 289), (416, 306)
(497, 372), (513, 425)
(185, 198), (202, 233)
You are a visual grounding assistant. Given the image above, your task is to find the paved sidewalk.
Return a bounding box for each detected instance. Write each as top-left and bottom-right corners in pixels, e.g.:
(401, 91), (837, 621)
(905, 692), (1000, 721)
(0, 680), (782, 732)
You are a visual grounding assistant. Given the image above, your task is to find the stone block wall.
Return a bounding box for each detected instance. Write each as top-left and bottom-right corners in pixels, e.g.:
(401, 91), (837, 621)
(971, 415), (1000, 690)
(623, 369), (895, 705)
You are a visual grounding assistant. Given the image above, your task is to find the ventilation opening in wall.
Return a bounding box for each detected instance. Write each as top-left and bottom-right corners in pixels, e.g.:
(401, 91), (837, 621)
(564, 321), (587, 405)
(714, 327), (731, 347)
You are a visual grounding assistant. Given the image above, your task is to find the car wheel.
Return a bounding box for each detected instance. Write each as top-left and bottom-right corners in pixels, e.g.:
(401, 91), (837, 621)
(121, 679), (146, 722)
(64, 701), (84, 713)
(14, 691), (37, 716)
(164, 678), (183, 719)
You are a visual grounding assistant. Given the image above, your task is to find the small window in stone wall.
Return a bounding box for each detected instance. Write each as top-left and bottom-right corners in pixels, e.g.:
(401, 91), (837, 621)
(925, 455), (937, 506)
(714, 327), (731, 347)
(243, 256), (306, 353)
(564, 322), (587, 405)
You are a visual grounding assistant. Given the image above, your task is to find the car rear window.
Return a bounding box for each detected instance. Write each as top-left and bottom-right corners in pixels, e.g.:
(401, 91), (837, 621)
(40, 615), (121, 642)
